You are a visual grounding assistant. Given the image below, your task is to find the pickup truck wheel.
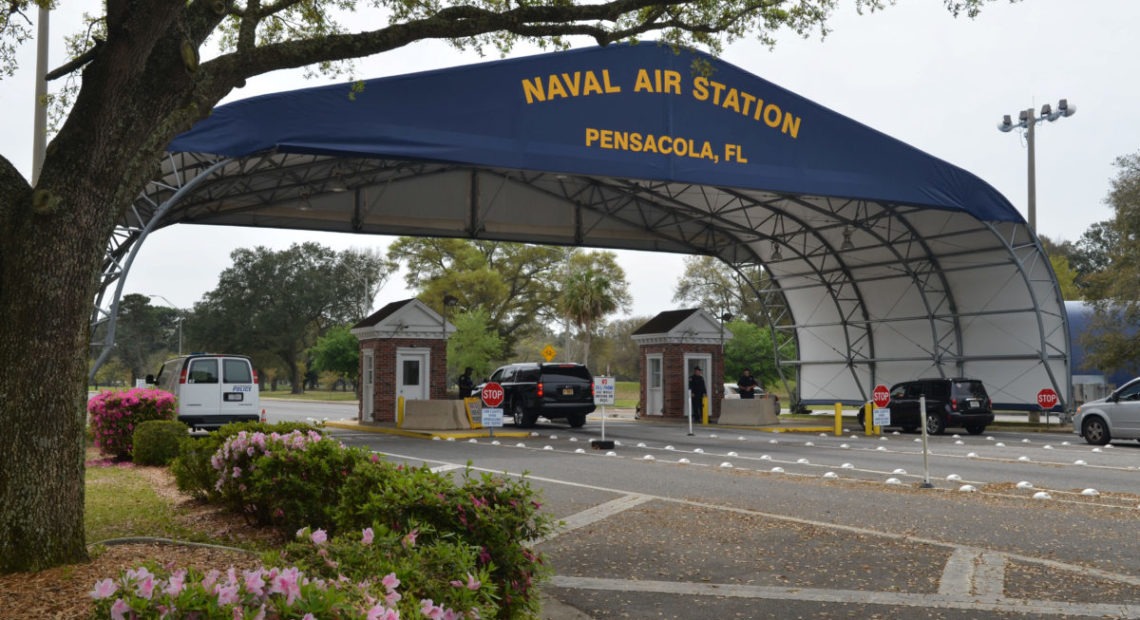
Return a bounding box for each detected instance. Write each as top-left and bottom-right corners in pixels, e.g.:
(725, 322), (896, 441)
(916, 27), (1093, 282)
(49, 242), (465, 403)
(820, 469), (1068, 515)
(567, 413), (586, 428)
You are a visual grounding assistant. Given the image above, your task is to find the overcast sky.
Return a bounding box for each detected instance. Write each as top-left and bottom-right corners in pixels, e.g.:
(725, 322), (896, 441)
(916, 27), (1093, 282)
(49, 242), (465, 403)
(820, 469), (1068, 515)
(2, 0), (1136, 318)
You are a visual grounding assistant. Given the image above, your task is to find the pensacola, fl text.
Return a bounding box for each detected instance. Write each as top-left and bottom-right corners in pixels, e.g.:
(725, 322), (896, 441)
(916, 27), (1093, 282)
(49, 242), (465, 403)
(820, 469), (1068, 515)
(585, 128), (747, 164)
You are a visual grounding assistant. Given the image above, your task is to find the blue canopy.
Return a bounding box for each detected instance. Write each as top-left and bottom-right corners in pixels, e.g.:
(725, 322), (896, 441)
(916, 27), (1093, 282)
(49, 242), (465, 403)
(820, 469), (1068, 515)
(109, 42), (1067, 413)
(170, 42), (1020, 223)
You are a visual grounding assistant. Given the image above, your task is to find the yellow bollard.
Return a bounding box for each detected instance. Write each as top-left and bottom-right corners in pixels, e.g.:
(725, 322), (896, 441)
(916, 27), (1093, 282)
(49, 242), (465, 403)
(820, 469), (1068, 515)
(397, 395), (405, 427)
(864, 402), (879, 436)
(834, 402), (843, 436)
(702, 396), (709, 425)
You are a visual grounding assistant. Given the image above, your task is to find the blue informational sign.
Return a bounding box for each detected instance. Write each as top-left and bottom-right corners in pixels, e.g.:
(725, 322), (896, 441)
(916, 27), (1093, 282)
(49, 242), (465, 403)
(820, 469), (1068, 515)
(169, 43), (1018, 223)
(594, 376), (616, 405)
(481, 408), (504, 428)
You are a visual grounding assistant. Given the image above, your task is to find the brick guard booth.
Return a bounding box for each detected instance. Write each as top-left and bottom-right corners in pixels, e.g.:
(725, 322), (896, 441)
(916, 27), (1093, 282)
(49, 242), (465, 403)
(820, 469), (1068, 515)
(631, 309), (731, 421)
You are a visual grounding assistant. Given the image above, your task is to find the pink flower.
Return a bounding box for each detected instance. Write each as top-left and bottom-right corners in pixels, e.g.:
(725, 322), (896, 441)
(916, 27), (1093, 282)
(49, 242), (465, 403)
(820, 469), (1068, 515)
(367, 605), (400, 620)
(402, 529), (418, 548)
(310, 529), (328, 545)
(269, 567), (302, 605)
(361, 527), (374, 545)
(381, 572), (400, 592)
(165, 569), (187, 596)
(243, 569), (267, 597)
(449, 573), (480, 591)
(90, 578), (117, 599)
(110, 598), (132, 620)
(217, 583), (241, 606)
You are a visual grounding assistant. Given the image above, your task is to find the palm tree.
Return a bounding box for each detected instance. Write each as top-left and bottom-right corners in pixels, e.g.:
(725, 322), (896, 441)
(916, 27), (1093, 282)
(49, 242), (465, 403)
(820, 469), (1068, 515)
(560, 252), (632, 369)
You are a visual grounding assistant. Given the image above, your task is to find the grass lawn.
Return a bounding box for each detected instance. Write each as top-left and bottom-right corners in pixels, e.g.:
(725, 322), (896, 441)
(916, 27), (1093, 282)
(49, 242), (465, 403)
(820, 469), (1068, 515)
(260, 388), (359, 402)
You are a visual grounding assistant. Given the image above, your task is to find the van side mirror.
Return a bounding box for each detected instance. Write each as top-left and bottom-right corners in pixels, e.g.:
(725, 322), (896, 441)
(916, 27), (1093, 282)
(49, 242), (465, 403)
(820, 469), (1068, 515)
(145, 374), (155, 384)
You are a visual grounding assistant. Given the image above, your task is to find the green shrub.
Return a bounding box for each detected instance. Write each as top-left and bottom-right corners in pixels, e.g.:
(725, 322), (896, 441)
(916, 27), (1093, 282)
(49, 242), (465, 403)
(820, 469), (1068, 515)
(87, 388), (177, 459)
(335, 458), (554, 619)
(212, 429), (359, 532)
(170, 421), (323, 500)
(131, 420), (189, 466)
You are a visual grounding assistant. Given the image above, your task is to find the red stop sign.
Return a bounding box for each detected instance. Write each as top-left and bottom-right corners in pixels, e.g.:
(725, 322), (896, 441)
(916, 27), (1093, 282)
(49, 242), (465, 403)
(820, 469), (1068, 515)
(872, 384), (891, 408)
(481, 382), (505, 408)
(1037, 388), (1059, 409)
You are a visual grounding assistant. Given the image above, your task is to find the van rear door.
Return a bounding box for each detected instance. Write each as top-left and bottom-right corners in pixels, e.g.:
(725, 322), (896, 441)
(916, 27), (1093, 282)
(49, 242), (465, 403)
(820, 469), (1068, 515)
(180, 357), (221, 416)
(221, 357), (258, 417)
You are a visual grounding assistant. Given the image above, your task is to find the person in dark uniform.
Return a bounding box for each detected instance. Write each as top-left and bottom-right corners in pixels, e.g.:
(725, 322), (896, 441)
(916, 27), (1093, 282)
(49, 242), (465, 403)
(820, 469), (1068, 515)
(689, 367), (707, 422)
(737, 368), (759, 399)
(457, 367), (475, 399)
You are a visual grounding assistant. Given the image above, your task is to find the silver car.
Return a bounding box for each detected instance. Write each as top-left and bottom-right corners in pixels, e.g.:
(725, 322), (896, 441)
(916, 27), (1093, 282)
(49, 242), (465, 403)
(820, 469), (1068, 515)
(1073, 376), (1140, 445)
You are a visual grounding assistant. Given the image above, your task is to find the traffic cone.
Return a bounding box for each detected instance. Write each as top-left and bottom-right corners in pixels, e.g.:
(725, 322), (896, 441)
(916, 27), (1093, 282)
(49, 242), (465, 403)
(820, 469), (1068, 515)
(260, 408), (267, 423)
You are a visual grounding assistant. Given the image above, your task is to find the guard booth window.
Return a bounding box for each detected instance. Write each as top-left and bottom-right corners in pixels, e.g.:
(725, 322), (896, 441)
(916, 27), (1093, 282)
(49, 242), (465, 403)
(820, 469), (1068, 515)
(403, 360), (420, 386)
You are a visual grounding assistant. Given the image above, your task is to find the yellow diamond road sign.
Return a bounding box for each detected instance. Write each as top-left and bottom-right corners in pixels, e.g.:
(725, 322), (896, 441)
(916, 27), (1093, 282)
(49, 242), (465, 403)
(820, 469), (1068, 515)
(541, 345), (557, 362)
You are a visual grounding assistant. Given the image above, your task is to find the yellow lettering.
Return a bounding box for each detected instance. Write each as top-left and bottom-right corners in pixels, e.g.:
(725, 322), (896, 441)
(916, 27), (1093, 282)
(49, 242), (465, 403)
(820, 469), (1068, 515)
(722, 88), (741, 114)
(692, 76), (709, 101)
(663, 70), (682, 95)
(700, 141), (715, 160)
(739, 92), (757, 117)
(753, 98), (765, 121)
(546, 75), (569, 100)
(585, 127), (600, 146)
(763, 103), (781, 128)
(782, 114), (801, 139)
(602, 70), (621, 94)
(634, 69), (654, 93)
(708, 80), (727, 105)
(642, 134), (659, 154)
(630, 132), (643, 151)
(613, 130), (626, 150)
(583, 72), (603, 96)
(521, 77), (546, 104)
(560, 72), (582, 97)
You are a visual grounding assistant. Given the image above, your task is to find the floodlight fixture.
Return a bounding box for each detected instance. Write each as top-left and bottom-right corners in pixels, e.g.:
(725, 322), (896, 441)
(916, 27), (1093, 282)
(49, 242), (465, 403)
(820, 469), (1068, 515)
(996, 99), (1076, 231)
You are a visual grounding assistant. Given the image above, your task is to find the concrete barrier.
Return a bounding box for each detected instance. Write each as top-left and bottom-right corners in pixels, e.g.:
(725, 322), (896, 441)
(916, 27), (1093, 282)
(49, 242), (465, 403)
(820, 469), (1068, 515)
(401, 400), (471, 430)
(719, 396), (779, 426)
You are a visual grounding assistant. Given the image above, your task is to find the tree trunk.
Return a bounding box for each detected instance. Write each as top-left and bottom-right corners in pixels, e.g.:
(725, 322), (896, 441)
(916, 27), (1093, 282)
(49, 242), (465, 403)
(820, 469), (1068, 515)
(0, 175), (103, 571)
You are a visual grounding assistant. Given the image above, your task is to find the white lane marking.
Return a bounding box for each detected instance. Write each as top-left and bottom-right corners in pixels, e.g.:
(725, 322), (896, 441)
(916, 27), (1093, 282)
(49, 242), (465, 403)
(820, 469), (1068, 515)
(530, 494), (652, 545)
(548, 576), (1138, 617)
(430, 464), (464, 474)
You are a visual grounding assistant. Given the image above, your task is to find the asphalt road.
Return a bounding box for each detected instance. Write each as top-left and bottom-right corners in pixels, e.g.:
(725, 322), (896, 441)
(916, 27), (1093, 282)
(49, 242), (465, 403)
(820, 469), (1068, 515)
(301, 410), (1140, 619)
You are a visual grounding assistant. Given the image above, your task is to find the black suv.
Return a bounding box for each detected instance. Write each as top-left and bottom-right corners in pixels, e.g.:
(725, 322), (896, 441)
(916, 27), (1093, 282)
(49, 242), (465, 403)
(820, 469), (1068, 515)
(481, 362), (596, 428)
(858, 378), (994, 435)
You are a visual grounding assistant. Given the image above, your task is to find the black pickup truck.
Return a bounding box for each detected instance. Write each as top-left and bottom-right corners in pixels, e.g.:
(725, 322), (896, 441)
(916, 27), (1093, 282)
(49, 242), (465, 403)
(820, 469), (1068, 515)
(479, 362), (596, 428)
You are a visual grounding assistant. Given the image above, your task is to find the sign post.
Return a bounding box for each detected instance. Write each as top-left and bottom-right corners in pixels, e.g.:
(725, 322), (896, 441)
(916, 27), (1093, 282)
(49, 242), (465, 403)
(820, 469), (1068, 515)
(1037, 388), (1059, 426)
(481, 382), (505, 438)
(592, 376), (616, 449)
(870, 384), (891, 435)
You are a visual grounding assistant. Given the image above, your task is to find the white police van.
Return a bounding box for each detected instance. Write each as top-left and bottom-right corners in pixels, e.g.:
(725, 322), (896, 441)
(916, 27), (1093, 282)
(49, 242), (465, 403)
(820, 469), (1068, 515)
(146, 354), (261, 430)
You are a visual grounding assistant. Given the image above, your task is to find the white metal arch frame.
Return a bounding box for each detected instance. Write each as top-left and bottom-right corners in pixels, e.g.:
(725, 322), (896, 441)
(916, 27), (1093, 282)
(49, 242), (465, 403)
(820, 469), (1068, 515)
(93, 149), (1070, 411)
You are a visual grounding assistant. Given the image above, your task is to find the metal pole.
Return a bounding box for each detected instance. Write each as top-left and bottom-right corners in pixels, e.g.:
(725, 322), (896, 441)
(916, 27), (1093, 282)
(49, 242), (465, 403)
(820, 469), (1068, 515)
(1026, 107), (1037, 232)
(919, 396), (933, 488)
(32, 7), (49, 185)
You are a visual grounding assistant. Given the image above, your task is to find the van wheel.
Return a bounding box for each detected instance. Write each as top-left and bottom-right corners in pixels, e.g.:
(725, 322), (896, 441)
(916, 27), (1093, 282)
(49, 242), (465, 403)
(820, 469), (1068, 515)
(1082, 416), (1110, 446)
(567, 413), (586, 428)
(925, 413), (945, 435)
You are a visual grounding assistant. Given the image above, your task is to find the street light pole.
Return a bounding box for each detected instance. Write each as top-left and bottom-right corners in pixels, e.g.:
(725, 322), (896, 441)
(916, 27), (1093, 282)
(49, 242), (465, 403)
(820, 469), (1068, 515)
(997, 99), (1076, 232)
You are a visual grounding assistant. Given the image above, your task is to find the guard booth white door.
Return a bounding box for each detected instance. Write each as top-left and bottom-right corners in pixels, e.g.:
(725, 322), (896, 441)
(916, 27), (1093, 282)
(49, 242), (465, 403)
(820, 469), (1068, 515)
(645, 354), (663, 416)
(396, 348), (430, 408)
(684, 354), (712, 420)
(362, 350), (374, 421)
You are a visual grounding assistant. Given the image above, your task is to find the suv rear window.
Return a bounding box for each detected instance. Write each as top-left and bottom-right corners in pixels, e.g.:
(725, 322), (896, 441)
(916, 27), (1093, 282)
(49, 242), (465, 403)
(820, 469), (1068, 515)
(541, 365), (592, 382)
(952, 381), (988, 399)
(516, 368), (541, 382)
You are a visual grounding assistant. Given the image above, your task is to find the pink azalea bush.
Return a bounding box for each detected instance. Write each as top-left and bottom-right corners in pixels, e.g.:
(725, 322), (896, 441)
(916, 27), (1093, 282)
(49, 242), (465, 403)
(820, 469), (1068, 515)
(87, 388), (177, 459)
(90, 528), (481, 619)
